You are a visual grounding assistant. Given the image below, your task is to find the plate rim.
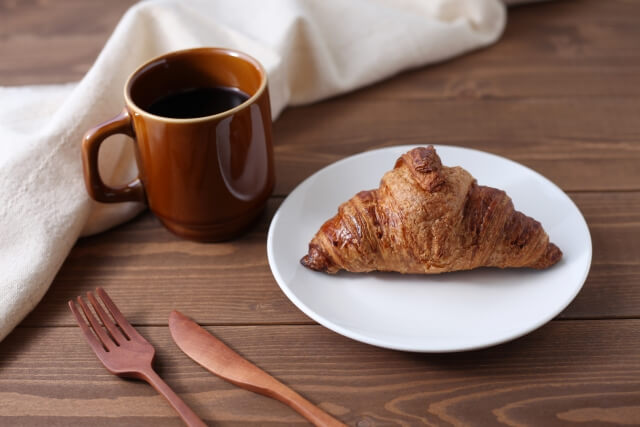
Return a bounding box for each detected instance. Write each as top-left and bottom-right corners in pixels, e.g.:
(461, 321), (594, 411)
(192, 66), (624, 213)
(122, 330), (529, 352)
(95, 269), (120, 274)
(267, 144), (592, 352)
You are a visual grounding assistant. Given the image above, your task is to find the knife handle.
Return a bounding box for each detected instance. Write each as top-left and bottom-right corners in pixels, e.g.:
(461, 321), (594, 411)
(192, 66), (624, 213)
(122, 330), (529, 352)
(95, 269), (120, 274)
(203, 335), (346, 427)
(261, 379), (347, 427)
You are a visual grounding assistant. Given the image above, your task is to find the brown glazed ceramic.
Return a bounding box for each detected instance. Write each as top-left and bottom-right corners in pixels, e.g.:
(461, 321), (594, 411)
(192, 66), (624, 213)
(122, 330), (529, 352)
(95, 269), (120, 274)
(82, 48), (274, 241)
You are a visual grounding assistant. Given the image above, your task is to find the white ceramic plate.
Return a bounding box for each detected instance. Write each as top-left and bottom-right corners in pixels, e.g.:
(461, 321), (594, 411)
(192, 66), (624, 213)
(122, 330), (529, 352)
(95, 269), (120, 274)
(267, 145), (591, 352)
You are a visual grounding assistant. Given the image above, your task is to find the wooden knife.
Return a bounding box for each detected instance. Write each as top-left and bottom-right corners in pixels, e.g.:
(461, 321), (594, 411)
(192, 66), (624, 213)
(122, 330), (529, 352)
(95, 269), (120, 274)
(168, 310), (347, 427)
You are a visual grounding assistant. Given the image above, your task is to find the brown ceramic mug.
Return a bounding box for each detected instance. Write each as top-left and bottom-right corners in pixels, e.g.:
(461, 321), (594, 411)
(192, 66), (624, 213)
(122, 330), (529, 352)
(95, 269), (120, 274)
(82, 47), (274, 241)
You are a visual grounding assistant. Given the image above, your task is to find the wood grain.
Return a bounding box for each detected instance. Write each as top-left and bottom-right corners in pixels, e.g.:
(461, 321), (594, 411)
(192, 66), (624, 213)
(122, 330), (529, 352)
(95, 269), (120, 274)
(2, 321), (640, 426)
(268, 0), (640, 195)
(367, 0), (640, 100)
(0, 0), (137, 85)
(2, 0), (639, 94)
(168, 311), (346, 426)
(272, 97), (640, 194)
(20, 191), (640, 327)
(22, 199), (311, 327)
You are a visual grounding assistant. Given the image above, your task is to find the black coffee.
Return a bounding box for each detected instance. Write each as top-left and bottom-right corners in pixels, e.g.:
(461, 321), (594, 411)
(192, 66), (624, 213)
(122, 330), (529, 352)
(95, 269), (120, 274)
(147, 86), (250, 119)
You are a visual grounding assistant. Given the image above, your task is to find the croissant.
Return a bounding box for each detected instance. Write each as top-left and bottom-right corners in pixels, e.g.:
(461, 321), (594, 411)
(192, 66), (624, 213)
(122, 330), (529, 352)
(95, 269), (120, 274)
(301, 146), (562, 274)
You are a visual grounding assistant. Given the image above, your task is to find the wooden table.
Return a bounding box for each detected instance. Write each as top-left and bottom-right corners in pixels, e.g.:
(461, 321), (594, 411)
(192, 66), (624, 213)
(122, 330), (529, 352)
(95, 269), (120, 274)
(2, 1), (639, 425)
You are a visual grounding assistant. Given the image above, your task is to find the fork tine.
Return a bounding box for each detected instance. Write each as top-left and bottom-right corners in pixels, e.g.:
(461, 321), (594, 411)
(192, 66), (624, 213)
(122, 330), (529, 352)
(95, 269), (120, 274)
(68, 300), (107, 354)
(76, 296), (115, 351)
(96, 287), (144, 341)
(87, 291), (127, 344)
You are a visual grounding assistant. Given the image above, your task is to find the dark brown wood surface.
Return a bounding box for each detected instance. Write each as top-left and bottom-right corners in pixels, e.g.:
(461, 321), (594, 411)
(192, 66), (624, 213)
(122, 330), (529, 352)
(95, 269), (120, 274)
(1, 0), (639, 425)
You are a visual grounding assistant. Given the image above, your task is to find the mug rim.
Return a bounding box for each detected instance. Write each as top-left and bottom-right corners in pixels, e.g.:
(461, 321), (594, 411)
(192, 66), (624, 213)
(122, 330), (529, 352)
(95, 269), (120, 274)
(123, 47), (268, 124)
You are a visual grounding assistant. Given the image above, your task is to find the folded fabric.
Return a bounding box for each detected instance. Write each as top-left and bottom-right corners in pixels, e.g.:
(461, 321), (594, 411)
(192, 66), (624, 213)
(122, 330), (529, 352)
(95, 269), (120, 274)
(0, 0), (507, 341)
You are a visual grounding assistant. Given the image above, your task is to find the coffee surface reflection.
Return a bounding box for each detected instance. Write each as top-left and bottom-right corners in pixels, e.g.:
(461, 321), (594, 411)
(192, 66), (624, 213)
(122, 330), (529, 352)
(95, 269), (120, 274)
(147, 86), (250, 119)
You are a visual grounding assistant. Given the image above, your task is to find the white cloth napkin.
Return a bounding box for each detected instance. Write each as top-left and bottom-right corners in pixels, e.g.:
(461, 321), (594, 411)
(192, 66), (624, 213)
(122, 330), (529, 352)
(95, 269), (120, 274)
(0, 0), (507, 341)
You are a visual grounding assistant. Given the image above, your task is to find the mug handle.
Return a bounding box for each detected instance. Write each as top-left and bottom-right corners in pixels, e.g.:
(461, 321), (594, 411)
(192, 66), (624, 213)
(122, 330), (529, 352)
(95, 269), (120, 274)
(81, 109), (145, 203)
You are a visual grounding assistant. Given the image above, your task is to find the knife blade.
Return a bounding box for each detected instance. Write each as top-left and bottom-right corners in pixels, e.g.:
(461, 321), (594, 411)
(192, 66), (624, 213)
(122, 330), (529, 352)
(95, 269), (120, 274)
(168, 310), (346, 427)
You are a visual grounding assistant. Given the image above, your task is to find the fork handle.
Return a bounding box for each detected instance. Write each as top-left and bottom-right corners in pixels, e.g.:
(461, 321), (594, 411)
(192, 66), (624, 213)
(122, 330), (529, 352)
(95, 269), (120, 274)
(141, 368), (207, 427)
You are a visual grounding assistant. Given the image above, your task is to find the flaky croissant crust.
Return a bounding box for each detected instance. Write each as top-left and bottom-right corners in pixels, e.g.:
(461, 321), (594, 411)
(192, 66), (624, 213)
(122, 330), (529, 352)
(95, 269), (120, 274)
(301, 146), (562, 274)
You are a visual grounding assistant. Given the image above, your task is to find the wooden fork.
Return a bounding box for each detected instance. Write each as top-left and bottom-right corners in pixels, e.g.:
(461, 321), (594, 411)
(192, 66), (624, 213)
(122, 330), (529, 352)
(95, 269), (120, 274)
(68, 287), (206, 427)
